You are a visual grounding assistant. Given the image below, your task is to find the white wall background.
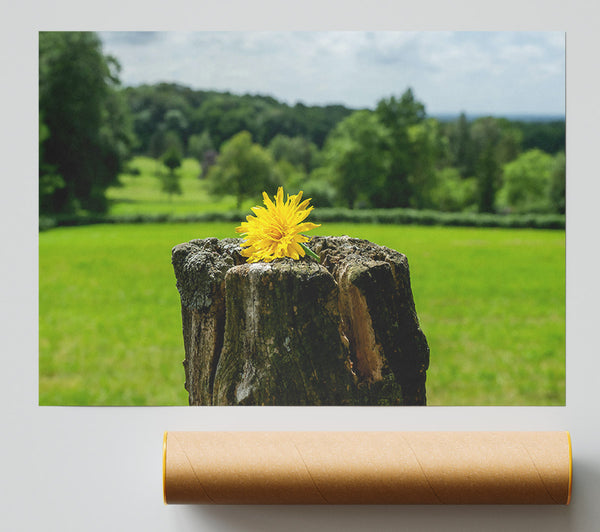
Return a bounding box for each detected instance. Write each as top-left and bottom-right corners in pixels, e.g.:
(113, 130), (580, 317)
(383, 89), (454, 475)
(2, 1), (599, 530)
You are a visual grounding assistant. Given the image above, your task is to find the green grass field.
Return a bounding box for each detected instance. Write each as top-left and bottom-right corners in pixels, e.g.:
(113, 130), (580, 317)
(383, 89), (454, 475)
(39, 220), (565, 406)
(105, 156), (257, 215)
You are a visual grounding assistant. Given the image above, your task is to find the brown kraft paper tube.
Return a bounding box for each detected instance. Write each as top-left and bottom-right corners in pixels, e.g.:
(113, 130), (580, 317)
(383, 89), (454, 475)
(163, 431), (572, 505)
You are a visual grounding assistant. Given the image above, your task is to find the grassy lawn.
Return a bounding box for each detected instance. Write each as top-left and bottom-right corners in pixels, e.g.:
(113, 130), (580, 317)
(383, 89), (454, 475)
(39, 221), (565, 406)
(336, 224), (565, 406)
(105, 156), (257, 215)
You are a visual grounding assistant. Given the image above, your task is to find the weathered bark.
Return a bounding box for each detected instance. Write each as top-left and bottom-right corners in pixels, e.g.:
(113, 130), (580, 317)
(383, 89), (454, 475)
(171, 238), (244, 405)
(213, 261), (356, 405)
(172, 236), (429, 406)
(311, 236), (430, 405)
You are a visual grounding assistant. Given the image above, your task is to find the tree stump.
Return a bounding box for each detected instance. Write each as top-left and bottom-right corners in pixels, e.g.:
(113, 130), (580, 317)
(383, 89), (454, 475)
(172, 236), (429, 406)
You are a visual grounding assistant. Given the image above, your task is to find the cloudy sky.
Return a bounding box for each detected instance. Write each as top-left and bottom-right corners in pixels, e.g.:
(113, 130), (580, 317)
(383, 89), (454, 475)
(99, 31), (565, 117)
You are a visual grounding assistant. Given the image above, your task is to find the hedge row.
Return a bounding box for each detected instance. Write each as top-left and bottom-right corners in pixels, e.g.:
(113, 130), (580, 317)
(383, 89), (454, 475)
(39, 211), (242, 231)
(313, 208), (565, 229)
(39, 208), (565, 232)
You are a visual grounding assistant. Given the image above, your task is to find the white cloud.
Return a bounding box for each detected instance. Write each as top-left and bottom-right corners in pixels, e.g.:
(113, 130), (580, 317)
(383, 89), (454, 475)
(99, 31), (565, 115)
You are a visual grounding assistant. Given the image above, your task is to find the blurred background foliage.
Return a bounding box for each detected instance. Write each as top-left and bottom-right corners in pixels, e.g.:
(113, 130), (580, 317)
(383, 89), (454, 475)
(39, 31), (565, 224)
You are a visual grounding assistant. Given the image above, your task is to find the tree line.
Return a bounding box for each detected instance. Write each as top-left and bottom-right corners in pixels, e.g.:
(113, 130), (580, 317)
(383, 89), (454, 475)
(39, 32), (565, 218)
(193, 90), (565, 215)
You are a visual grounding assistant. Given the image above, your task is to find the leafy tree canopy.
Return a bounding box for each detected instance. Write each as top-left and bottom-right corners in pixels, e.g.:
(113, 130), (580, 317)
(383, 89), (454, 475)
(207, 131), (277, 208)
(497, 149), (556, 213)
(268, 134), (320, 173)
(372, 88), (427, 207)
(39, 31), (134, 214)
(323, 110), (391, 208)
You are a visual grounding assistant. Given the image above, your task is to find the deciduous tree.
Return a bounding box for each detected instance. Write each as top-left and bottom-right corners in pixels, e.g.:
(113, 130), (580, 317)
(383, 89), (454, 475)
(207, 131), (277, 208)
(160, 145), (183, 201)
(497, 149), (555, 213)
(407, 118), (448, 209)
(187, 130), (214, 162)
(469, 117), (521, 213)
(373, 88), (427, 207)
(39, 31), (133, 214)
(268, 134), (320, 173)
(549, 151), (566, 214)
(322, 110), (391, 208)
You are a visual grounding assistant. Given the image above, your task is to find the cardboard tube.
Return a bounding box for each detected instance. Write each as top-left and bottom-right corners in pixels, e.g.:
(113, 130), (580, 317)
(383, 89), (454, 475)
(163, 431), (572, 505)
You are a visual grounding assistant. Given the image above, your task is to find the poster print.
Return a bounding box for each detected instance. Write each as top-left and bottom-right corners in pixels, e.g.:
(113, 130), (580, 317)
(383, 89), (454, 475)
(39, 31), (565, 406)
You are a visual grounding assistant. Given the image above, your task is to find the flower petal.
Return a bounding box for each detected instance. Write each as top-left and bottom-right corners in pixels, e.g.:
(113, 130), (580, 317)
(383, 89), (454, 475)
(237, 187), (320, 263)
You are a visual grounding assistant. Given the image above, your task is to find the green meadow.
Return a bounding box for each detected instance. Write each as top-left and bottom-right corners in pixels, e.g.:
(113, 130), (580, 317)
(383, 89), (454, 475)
(106, 156), (257, 215)
(39, 219), (565, 406)
(39, 157), (565, 406)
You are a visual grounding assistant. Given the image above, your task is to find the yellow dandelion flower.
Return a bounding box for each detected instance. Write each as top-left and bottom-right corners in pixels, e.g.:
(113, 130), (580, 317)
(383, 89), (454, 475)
(235, 187), (321, 263)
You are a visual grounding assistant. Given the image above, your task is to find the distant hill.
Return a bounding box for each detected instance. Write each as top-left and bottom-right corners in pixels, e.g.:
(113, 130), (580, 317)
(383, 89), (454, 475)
(433, 113), (565, 123)
(121, 82), (565, 156)
(123, 82), (355, 154)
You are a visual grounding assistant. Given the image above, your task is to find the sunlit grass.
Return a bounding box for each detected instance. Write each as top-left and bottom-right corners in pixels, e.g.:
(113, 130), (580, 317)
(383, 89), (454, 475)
(39, 222), (565, 406)
(105, 156), (256, 215)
